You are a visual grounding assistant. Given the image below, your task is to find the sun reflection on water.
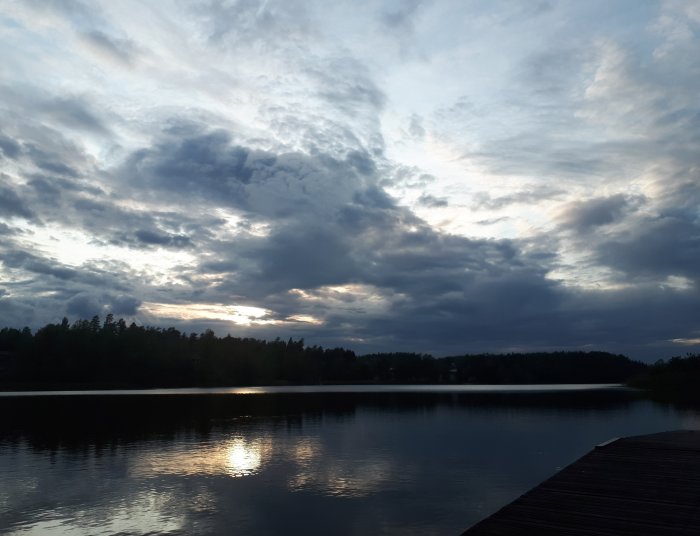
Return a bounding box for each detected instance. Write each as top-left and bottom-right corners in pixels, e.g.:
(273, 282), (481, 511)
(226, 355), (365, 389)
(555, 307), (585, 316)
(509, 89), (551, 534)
(130, 437), (269, 479)
(126, 429), (399, 500)
(226, 440), (262, 477)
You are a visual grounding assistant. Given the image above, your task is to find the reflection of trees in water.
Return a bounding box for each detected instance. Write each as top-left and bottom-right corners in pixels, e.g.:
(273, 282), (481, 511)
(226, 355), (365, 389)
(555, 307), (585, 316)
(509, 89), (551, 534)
(1, 389), (696, 536)
(0, 390), (642, 452)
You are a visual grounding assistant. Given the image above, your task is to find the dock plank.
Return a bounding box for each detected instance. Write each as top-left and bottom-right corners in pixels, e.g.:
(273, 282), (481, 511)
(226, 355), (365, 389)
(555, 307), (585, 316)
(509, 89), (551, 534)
(462, 430), (700, 535)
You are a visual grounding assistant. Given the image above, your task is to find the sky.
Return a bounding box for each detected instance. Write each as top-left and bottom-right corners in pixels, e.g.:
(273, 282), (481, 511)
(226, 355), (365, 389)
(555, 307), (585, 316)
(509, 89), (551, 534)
(1, 0), (699, 361)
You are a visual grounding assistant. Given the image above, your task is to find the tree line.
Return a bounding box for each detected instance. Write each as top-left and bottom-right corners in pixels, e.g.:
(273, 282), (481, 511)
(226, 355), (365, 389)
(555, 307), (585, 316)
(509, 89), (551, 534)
(0, 316), (648, 389)
(628, 354), (700, 402)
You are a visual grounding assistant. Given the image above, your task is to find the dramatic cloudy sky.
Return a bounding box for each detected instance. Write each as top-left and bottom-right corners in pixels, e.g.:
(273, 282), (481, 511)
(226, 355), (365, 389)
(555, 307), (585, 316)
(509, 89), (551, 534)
(1, 0), (699, 360)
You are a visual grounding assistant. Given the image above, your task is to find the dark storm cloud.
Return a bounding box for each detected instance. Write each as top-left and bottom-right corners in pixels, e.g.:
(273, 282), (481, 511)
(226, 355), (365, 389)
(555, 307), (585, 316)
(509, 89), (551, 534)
(248, 225), (359, 294)
(2, 0), (699, 363)
(124, 129), (255, 207)
(0, 131), (202, 254)
(596, 217), (700, 282)
(0, 231), (142, 325)
(361, 229), (532, 300)
(65, 294), (104, 318)
(66, 292), (141, 318)
(191, 164), (558, 340)
(24, 144), (80, 177)
(0, 295), (35, 327)
(138, 129), (252, 185)
(151, 126), (537, 309)
(0, 134), (21, 159)
(1, 99), (695, 360)
(0, 222), (15, 235)
(184, 183), (696, 359)
(370, 268), (561, 349)
(133, 229), (192, 249)
(345, 150), (376, 176)
(557, 194), (643, 231)
(3, 144), (214, 254)
(122, 124), (379, 219)
(0, 182), (35, 220)
(0, 249), (130, 290)
(118, 122), (694, 357)
(28, 175), (63, 199)
(338, 276), (700, 360)
(352, 185), (394, 209)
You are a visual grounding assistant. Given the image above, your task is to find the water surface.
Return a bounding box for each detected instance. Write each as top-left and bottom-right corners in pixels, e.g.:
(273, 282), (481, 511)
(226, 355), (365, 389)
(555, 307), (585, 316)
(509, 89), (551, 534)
(1, 385), (697, 535)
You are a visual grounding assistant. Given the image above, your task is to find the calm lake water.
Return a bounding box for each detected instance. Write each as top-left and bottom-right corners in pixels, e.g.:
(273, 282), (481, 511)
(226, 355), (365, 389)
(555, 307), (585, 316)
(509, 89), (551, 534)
(1, 385), (698, 535)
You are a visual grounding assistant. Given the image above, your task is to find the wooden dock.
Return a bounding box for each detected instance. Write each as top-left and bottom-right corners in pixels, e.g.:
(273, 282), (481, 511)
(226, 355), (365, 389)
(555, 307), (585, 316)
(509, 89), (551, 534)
(462, 430), (700, 535)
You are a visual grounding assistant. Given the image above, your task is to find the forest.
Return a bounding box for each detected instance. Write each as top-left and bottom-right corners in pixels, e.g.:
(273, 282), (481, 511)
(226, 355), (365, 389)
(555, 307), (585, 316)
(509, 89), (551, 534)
(0, 315), (660, 390)
(628, 354), (700, 401)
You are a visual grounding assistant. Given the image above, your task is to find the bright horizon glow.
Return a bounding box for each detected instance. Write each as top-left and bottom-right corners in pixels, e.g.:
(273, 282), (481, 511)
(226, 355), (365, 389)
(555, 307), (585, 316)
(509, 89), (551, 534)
(141, 302), (274, 326)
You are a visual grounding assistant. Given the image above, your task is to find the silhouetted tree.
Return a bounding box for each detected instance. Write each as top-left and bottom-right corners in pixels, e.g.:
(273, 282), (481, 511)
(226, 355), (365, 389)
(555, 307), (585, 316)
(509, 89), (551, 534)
(0, 317), (649, 390)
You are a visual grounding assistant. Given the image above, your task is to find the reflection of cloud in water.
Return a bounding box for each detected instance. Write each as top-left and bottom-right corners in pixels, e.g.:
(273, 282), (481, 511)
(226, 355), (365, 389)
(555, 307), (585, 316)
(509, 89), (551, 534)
(0, 475), (38, 512)
(130, 437), (272, 478)
(288, 442), (394, 498)
(4, 490), (184, 536)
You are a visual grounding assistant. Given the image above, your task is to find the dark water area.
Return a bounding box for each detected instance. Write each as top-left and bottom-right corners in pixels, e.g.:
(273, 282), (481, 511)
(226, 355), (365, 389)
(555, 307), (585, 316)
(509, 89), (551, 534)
(1, 386), (698, 535)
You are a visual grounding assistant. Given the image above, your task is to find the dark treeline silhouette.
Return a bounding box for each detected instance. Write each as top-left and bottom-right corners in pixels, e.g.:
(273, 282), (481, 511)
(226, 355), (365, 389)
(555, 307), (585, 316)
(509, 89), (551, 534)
(446, 352), (645, 384)
(628, 354), (700, 402)
(0, 316), (645, 389)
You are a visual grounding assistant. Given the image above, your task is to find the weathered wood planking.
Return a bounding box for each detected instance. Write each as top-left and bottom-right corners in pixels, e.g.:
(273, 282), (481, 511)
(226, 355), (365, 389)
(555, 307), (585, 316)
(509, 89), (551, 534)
(462, 430), (700, 535)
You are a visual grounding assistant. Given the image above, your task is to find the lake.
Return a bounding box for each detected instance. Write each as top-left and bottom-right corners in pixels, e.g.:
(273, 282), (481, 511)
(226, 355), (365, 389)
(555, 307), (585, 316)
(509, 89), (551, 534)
(1, 385), (698, 535)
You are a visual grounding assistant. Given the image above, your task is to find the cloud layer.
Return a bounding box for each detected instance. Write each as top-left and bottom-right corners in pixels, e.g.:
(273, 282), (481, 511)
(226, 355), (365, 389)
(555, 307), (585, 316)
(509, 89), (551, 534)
(1, 0), (699, 360)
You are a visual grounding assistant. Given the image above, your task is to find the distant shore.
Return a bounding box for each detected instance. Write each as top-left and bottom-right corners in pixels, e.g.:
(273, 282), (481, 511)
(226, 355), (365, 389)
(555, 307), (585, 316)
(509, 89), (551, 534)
(1, 318), (696, 399)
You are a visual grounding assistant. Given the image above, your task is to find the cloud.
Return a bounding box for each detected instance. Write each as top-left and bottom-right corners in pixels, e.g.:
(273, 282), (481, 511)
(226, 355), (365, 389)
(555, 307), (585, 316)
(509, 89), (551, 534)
(121, 125), (379, 220)
(472, 186), (565, 210)
(557, 194), (644, 231)
(81, 29), (137, 66)
(2, 0), (700, 361)
(39, 96), (111, 136)
(316, 57), (386, 114)
(0, 134), (21, 159)
(133, 229), (192, 249)
(66, 292), (141, 318)
(596, 217), (700, 282)
(245, 224), (360, 296)
(0, 248), (130, 290)
(416, 193), (448, 208)
(381, 0), (423, 30)
(0, 182), (35, 220)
